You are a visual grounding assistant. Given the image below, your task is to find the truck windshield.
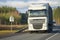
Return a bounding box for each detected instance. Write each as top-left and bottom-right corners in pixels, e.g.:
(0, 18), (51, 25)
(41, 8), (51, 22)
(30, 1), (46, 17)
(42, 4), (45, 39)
(29, 10), (47, 17)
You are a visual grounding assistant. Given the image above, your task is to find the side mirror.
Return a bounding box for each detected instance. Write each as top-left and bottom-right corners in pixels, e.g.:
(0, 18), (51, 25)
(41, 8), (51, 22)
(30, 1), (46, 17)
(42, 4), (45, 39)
(53, 20), (56, 24)
(53, 20), (56, 26)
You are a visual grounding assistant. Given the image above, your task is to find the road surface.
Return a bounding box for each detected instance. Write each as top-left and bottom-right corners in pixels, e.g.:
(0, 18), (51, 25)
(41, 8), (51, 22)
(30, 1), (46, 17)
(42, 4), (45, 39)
(0, 25), (60, 40)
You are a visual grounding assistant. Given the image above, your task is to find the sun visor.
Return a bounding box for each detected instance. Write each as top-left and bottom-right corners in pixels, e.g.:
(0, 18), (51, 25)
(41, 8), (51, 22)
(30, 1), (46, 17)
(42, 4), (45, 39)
(29, 6), (46, 10)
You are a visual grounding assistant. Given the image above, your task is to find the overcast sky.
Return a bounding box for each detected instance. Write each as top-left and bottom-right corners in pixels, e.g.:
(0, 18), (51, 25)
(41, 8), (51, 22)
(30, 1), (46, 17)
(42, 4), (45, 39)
(0, 0), (60, 13)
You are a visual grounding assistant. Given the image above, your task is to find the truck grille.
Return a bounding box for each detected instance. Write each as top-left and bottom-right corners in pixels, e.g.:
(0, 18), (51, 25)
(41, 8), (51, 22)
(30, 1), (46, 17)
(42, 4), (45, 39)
(30, 19), (45, 24)
(30, 19), (45, 29)
(33, 23), (42, 29)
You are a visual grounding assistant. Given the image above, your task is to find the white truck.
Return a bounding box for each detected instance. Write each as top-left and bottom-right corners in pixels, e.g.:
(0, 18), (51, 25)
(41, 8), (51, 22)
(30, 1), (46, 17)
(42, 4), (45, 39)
(27, 3), (53, 32)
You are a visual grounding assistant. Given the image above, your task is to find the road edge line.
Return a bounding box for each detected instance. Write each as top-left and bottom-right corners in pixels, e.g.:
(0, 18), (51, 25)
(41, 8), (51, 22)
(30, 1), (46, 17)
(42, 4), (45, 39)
(45, 33), (58, 40)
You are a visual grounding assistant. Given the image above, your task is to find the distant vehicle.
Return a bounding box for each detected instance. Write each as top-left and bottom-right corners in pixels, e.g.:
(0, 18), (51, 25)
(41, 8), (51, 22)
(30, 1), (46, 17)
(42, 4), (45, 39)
(27, 3), (53, 32)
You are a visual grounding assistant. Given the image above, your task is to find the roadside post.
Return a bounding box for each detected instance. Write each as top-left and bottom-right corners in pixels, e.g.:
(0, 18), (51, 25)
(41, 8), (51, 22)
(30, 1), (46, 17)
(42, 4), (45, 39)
(9, 16), (14, 32)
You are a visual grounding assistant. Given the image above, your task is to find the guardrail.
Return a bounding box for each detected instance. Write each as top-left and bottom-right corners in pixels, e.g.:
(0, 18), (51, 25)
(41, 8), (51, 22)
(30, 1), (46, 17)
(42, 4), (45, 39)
(16, 27), (28, 33)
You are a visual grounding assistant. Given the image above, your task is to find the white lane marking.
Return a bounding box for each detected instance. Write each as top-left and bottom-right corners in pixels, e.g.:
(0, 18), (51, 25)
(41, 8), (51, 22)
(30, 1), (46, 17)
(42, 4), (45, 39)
(45, 33), (58, 40)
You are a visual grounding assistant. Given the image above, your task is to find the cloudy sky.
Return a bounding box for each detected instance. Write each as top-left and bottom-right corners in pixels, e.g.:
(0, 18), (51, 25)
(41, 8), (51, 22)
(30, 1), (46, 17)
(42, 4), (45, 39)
(0, 0), (60, 13)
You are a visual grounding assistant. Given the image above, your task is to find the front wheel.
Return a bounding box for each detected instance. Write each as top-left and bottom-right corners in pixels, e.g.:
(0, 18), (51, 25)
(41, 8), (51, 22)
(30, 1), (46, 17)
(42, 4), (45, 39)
(48, 24), (53, 33)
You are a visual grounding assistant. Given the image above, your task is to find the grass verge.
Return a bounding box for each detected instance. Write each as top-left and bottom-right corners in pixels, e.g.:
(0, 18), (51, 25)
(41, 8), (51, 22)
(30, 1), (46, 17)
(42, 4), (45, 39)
(0, 30), (18, 36)
(0, 25), (27, 37)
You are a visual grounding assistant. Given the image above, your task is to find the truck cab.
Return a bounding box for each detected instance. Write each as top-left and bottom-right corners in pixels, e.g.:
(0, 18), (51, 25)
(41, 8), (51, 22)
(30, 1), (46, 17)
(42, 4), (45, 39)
(27, 3), (53, 32)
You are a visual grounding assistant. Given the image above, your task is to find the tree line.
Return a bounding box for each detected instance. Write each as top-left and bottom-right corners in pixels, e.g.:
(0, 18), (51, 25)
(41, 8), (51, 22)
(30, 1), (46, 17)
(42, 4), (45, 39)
(0, 6), (21, 25)
(0, 6), (60, 25)
(53, 7), (60, 24)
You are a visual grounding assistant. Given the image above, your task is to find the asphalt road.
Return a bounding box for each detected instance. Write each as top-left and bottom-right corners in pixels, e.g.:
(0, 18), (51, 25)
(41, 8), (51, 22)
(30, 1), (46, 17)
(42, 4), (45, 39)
(0, 25), (60, 40)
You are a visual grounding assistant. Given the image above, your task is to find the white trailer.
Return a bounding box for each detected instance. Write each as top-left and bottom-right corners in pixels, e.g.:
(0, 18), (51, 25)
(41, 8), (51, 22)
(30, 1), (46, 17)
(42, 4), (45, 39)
(27, 3), (53, 32)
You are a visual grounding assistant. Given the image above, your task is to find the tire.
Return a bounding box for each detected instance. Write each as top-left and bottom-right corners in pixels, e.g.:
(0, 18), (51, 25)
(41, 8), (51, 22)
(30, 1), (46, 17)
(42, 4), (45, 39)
(48, 24), (53, 33)
(48, 28), (52, 33)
